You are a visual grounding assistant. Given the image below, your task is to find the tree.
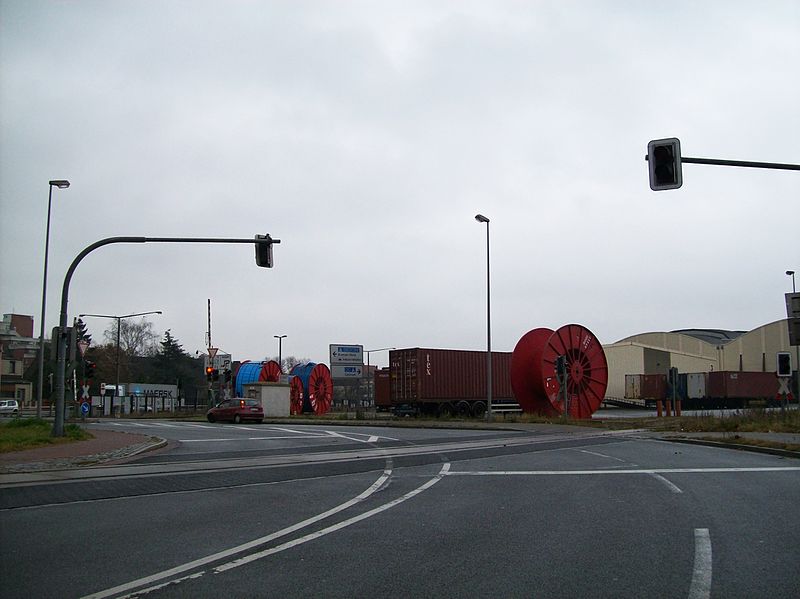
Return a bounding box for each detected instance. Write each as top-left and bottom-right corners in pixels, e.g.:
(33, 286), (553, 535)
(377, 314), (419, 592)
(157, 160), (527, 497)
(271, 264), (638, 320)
(103, 318), (158, 356)
(266, 355), (308, 373)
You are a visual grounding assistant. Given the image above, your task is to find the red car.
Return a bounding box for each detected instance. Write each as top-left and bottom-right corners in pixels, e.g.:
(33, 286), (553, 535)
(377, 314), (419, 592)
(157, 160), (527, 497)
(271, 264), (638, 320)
(206, 398), (264, 424)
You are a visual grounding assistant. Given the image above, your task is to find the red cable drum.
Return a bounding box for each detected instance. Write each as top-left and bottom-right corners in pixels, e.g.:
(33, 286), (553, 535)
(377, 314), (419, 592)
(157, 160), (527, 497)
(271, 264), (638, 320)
(511, 324), (608, 418)
(289, 377), (304, 415)
(308, 364), (333, 415)
(260, 360), (283, 382)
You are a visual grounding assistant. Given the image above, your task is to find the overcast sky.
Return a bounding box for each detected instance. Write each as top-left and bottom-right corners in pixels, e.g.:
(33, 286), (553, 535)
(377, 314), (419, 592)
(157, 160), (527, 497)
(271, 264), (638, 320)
(1, 0), (798, 367)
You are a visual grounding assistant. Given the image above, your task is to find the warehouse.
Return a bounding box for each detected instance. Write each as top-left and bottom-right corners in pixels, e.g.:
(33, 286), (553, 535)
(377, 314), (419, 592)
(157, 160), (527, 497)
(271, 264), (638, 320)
(602, 318), (794, 401)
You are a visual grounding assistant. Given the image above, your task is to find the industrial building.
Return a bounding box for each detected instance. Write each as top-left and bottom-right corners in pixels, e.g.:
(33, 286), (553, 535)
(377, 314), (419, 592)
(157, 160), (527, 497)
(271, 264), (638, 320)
(602, 318), (795, 401)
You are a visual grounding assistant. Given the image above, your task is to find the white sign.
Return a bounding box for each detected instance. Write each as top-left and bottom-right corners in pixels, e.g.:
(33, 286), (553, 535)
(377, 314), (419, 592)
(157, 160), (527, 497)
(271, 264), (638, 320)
(204, 352), (232, 370)
(330, 344), (363, 365)
(331, 365), (363, 379)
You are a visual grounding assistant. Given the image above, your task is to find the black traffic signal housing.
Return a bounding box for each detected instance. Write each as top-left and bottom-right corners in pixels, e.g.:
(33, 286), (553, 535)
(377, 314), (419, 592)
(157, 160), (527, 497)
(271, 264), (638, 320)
(777, 352), (792, 377)
(224, 369), (232, 383)
(205, 366), (214, 381)
(212, 369), (220, 381)
(647, 137), (683, 191)
(255, 234), (274, 268)
(85, 360), (96, 379)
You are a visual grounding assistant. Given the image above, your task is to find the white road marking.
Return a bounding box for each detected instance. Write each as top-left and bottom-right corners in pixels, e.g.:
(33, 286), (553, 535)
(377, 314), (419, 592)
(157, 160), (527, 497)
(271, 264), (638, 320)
(576, 449), (627, 463)
(446, 466), (800, 476)
(213, 463), (450, 574)
(649, 473), (683, 494)
(688, 528), (712, 599)
(82, 467), (394, 599)
(324, 430), (397, 443)
(177, 435), (331, 443)
(268, 426), (328, 436)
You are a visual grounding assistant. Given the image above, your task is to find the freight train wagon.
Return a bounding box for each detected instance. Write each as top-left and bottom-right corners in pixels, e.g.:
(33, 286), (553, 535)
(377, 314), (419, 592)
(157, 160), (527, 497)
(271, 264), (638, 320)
(389, 348), (517, 416)
(625, 371), (780, 409)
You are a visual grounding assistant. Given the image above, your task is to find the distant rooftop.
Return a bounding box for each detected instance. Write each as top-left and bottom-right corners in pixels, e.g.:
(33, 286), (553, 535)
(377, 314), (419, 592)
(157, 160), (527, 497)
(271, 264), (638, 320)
(670, 328), (746, 345)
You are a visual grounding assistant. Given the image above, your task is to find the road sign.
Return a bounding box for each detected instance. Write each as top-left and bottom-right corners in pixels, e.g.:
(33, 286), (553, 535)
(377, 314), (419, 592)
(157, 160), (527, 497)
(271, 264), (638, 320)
(77, 340), (90, 357)
(81, 384), (90, 400)
(331, 365), (363, 379)
(100, 382), (106, 395)
(330, 344), (363, 365)
(208, 347), (218, 359)
(80, 402), (90, 415)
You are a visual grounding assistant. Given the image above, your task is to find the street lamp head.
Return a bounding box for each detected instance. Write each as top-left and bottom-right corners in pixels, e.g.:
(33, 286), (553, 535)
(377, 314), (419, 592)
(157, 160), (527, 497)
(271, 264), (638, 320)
(474, 214), (489, 223)
(787, 271), (795, 276)
(49, 180), (70, 189)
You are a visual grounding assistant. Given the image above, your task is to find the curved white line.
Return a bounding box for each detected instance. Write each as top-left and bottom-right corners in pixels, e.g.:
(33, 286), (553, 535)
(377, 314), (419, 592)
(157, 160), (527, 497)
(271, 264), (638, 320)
(82, 467), (393, 599)
(214, 462), (451, 573)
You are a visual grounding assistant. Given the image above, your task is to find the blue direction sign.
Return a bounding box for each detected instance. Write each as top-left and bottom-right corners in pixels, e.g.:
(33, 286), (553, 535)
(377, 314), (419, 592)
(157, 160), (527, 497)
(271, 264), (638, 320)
(331, 365), (363, 378)
(329, 344), (363, 365)
(80, 401), (90, 415)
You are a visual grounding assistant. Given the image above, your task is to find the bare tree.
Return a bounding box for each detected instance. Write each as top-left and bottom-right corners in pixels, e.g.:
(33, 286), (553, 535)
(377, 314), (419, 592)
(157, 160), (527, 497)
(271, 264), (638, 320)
(265, 355), (308, 373)
(103, 318), (158, 356)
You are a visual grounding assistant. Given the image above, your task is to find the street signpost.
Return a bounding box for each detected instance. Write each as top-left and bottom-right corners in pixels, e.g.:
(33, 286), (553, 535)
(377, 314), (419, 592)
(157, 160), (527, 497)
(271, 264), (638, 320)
(331, 365), (363, 379)
(329, 344), (364, 365)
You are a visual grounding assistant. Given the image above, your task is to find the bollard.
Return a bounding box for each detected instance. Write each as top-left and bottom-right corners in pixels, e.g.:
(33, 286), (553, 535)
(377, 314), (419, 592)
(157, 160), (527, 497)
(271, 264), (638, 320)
(665, 399), (672, 417)
(675, 399), (681, 417)
(656, 399), (663, 417)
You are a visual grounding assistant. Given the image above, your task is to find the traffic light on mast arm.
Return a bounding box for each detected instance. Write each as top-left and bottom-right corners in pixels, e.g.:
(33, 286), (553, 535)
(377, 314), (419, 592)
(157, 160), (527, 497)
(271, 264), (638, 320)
(647, 137), (683, 191)
(255, 234), (280, 268)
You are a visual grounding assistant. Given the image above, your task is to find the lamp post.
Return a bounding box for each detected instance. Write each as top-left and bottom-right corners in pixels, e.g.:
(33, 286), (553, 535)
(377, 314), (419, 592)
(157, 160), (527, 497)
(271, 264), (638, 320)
(80, 311), (162, 416)
(36, 180), (70, 418)
(787, 270), (798, 401)
(474, 213), (492, 421)
(365, 347), (395, 369)
(274, 335), (287, 369)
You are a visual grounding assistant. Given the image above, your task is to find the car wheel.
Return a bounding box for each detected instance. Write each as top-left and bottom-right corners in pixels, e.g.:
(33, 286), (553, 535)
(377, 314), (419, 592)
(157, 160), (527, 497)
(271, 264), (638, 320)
(207, 414), (216, 423)
(233, 414), (242, 424)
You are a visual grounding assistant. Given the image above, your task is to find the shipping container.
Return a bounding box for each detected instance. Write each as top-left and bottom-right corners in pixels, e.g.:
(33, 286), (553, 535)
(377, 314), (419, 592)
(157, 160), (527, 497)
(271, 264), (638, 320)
(686, 373), (708, 400)
(624, 374), (667, 401)
(389, 348), (513, 416)
(707, 371), (778, 404)
(374, 368), (390, 410)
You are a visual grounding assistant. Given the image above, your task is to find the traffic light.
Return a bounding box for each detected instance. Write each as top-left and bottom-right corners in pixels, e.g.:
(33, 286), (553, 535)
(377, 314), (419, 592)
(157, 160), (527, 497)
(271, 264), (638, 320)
(205, 366), (214, 381)
(255, 234), (274, 268)
(555, 355), (567, 382)
(224, 369), (232, 382)
(647, 137), (683, 191)
(777, 352), (792, 377)
(85, 361), (96, 379)
(212, 369), (220, 381)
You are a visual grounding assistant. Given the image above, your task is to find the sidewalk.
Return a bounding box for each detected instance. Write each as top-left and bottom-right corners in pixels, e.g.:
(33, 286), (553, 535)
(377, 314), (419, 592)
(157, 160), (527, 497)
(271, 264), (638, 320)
(0, 428), (167, 474)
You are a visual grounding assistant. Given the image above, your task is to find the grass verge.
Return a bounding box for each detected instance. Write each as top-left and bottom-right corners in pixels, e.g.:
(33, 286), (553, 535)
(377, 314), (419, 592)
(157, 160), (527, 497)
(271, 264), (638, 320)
(0, 418), (92, 453)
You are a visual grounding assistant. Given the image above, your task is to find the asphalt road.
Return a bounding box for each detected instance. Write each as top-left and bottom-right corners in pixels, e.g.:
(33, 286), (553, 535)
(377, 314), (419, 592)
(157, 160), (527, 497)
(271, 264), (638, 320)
(1, 421), (798, 598)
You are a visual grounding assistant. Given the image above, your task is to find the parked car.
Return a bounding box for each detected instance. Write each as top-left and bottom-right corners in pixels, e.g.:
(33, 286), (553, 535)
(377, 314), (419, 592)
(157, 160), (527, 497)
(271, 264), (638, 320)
(206, 398), (263, 424)
(0, 399), (20, 417)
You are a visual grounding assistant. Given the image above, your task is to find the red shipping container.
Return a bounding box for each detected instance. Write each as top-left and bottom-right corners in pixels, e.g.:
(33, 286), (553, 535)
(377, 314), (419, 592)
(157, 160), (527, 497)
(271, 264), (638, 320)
(374, 368), (391, 408)
(707, 371), (778, 399)
(389, 348), (513, 406)
(640, 374), (667, 400)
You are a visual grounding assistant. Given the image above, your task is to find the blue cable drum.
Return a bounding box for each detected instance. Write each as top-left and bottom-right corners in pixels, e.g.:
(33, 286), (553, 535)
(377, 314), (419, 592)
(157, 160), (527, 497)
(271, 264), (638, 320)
(235, 361), (263, 397)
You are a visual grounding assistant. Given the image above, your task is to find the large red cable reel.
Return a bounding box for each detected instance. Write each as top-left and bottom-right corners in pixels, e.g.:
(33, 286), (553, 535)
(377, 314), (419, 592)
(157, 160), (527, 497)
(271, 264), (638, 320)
(289, 377), (304, 415)
(511, 324), (608, 418)
(308, 364), (333, 415)
(260, 360), (283, 382)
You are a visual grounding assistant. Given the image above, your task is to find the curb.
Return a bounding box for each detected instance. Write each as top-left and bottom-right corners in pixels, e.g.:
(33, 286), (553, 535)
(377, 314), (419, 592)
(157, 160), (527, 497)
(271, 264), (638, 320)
(0, 436), (168, 474)
(661, 436), (800, 459)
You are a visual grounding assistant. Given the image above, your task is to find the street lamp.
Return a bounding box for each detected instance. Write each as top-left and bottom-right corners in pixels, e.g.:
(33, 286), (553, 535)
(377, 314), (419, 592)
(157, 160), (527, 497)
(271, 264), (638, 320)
(365, 347), (395, 368)
(274, 335), (287, 369)
(79, 310), (162, 416)
(787, 270), (798, 400)
(36, 180), (70, 418)
(474, 213), (492, 421)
